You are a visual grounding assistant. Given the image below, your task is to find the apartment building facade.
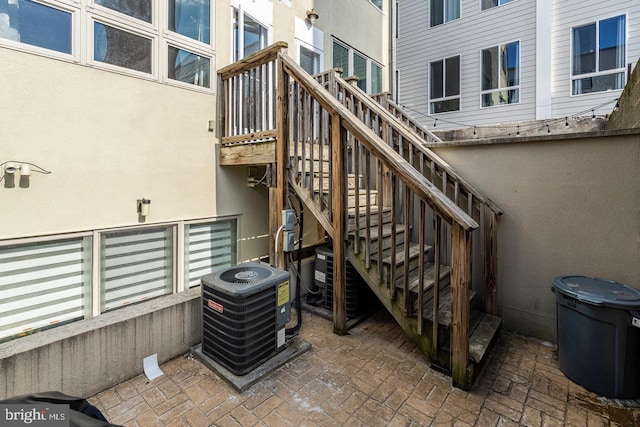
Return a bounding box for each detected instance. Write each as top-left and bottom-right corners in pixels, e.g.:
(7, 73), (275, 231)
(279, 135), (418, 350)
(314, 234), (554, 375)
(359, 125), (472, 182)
(395, 0), (640, 130)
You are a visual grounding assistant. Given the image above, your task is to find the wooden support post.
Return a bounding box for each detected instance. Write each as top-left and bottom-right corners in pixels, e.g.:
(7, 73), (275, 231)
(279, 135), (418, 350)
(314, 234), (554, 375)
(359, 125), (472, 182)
(451, 222), (471, 389)
(331, 112), (347, 336)
(275, 53), (289, 270)
(483, 205), (498, 315)
(269, 183), (277, 266)
(432, 215), (441, 355)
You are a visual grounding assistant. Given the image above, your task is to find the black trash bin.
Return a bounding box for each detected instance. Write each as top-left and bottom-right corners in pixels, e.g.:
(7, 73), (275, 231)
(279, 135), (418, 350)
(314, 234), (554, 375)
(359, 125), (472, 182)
(552, 276), (640, 398)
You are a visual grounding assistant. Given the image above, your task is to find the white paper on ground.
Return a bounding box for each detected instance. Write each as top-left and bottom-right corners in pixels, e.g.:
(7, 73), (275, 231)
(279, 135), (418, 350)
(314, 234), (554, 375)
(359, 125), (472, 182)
(143, 353), (164, 380)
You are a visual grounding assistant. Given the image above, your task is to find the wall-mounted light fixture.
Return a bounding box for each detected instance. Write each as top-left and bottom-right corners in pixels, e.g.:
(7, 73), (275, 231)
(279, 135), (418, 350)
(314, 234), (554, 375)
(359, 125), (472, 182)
(20, 163), (31, 176)
(137, 198), (151, 217)
(4, 162), (17, 175)
(1, 161), (51, 188)
(306, 8), (319, 25)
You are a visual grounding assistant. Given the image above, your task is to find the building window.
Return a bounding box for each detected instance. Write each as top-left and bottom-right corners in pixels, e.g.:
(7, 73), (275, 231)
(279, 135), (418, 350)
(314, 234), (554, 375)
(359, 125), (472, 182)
(168, 0), (210, 44)
(430, 55), (460, 113)
(0, 0), (213, 90)
(481, 0), (514, 11)
(0, 236), (92, 343)
(430, 0), (459, 27)
(0, 216), (238, 341)
(184, 219), (237, 288)
(95, 0), (152, 23)
(0, 0), (72, 54)
(481, 41), (520, 107)
(93, 22), (153, 74)
(100, 226), (175, 312)
(233, 8), (268, 61)
(371, 62), (382, 94)
(332, 39), (383, 94)
(168, 46), (210, 87)
(300, 45), (320, 74)
(370, 0), (383, 11)
(572, 15), (626, 95)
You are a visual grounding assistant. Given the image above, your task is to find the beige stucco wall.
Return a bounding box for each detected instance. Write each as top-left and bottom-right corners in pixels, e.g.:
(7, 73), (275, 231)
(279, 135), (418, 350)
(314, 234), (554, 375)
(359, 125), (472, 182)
(431, 133), (640, 341)
(0, 48), (217, 239)
(314, 0), (389, 81)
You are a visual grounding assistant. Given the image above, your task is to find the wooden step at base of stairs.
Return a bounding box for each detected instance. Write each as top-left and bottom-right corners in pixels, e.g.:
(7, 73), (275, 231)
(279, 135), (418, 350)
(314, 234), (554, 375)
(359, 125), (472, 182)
(469, 313), (502, 363)
(432, 310), (502, 382)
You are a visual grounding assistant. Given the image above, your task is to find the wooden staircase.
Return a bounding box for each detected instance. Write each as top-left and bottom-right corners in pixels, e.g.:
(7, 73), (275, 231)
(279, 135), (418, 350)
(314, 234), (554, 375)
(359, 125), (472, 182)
(216, 42), (503, 389)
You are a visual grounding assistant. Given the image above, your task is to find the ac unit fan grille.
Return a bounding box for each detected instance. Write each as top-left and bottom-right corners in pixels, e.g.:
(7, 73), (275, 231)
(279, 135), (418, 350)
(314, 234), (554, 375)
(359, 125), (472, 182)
(219, 266), (273, 284)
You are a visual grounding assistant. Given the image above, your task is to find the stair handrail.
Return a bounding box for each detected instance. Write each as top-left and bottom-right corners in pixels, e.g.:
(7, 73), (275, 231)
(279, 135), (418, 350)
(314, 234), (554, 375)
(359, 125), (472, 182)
(372, 92), (443, 143)
(278, 53), (478, 232)
(332, 79), (503, 217)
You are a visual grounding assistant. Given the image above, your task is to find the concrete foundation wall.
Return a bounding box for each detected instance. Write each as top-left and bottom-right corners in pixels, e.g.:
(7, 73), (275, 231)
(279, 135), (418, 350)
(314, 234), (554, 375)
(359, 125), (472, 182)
(0, 289), (201, 400)
(431, 132), (640, 341)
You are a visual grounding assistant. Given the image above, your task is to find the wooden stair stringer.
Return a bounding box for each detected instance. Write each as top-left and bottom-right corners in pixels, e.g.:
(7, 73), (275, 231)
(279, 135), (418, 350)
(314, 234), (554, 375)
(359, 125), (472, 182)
(345, 244), (437, 360)
(288, 179), (334, 239)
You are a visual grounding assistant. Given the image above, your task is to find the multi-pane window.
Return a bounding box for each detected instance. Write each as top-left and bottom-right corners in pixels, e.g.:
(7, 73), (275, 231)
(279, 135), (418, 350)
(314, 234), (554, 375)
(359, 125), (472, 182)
(481, 41), (520, 107)
(572, 15), (626, 95)
(0, 0), (213, 90)
(430, 0), (459, 27)
(0, 218), (238, 341)
(332, 39), (384, 94)
(481, 0), (514, 11)
(429, 56), (460, 113)
(233, 9), (268, 61)
(0, 0), (72, 54)
(370, 0), (383, 11)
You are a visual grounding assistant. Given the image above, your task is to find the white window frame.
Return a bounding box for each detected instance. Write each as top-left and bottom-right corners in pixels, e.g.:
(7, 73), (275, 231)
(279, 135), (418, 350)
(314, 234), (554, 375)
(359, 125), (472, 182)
(570, 14), (627, 97)
(429, 55), (461, 114)
(294, 16), (324, 75)
(430, 0), (460, 27)
(481, 0), (515, 11)
(88, 16), (158, 81)
(480, 40), (521, 108)
(231, 0), (272, 63)
(0, 232), (93, 342)
(370, 0), (383, 12)
(298, 43), (322, 75)
(0, 0), (214, 93)
(0, 0), (80, 63)
(332, 38), (383, 94)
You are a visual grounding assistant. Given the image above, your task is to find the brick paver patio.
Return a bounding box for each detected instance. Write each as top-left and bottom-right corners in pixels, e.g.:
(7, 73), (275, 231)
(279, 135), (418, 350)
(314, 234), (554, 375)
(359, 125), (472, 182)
(88, 310), (640, 426)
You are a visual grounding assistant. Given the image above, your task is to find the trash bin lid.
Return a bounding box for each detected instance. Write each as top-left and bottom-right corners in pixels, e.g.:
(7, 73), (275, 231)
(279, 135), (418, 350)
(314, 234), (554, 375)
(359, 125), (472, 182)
(553, 276), (640, 309)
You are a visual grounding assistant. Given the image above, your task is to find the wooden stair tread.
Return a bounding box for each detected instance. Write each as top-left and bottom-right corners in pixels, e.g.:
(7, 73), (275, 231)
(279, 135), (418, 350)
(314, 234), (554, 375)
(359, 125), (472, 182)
(371, 242), (430, 265)
(469, 313), (502, 363)
(394, 264), (451, 293)
(347, 205), (392, 218)
(348, 222), (405, 238)
(423, 288), (477, 327)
